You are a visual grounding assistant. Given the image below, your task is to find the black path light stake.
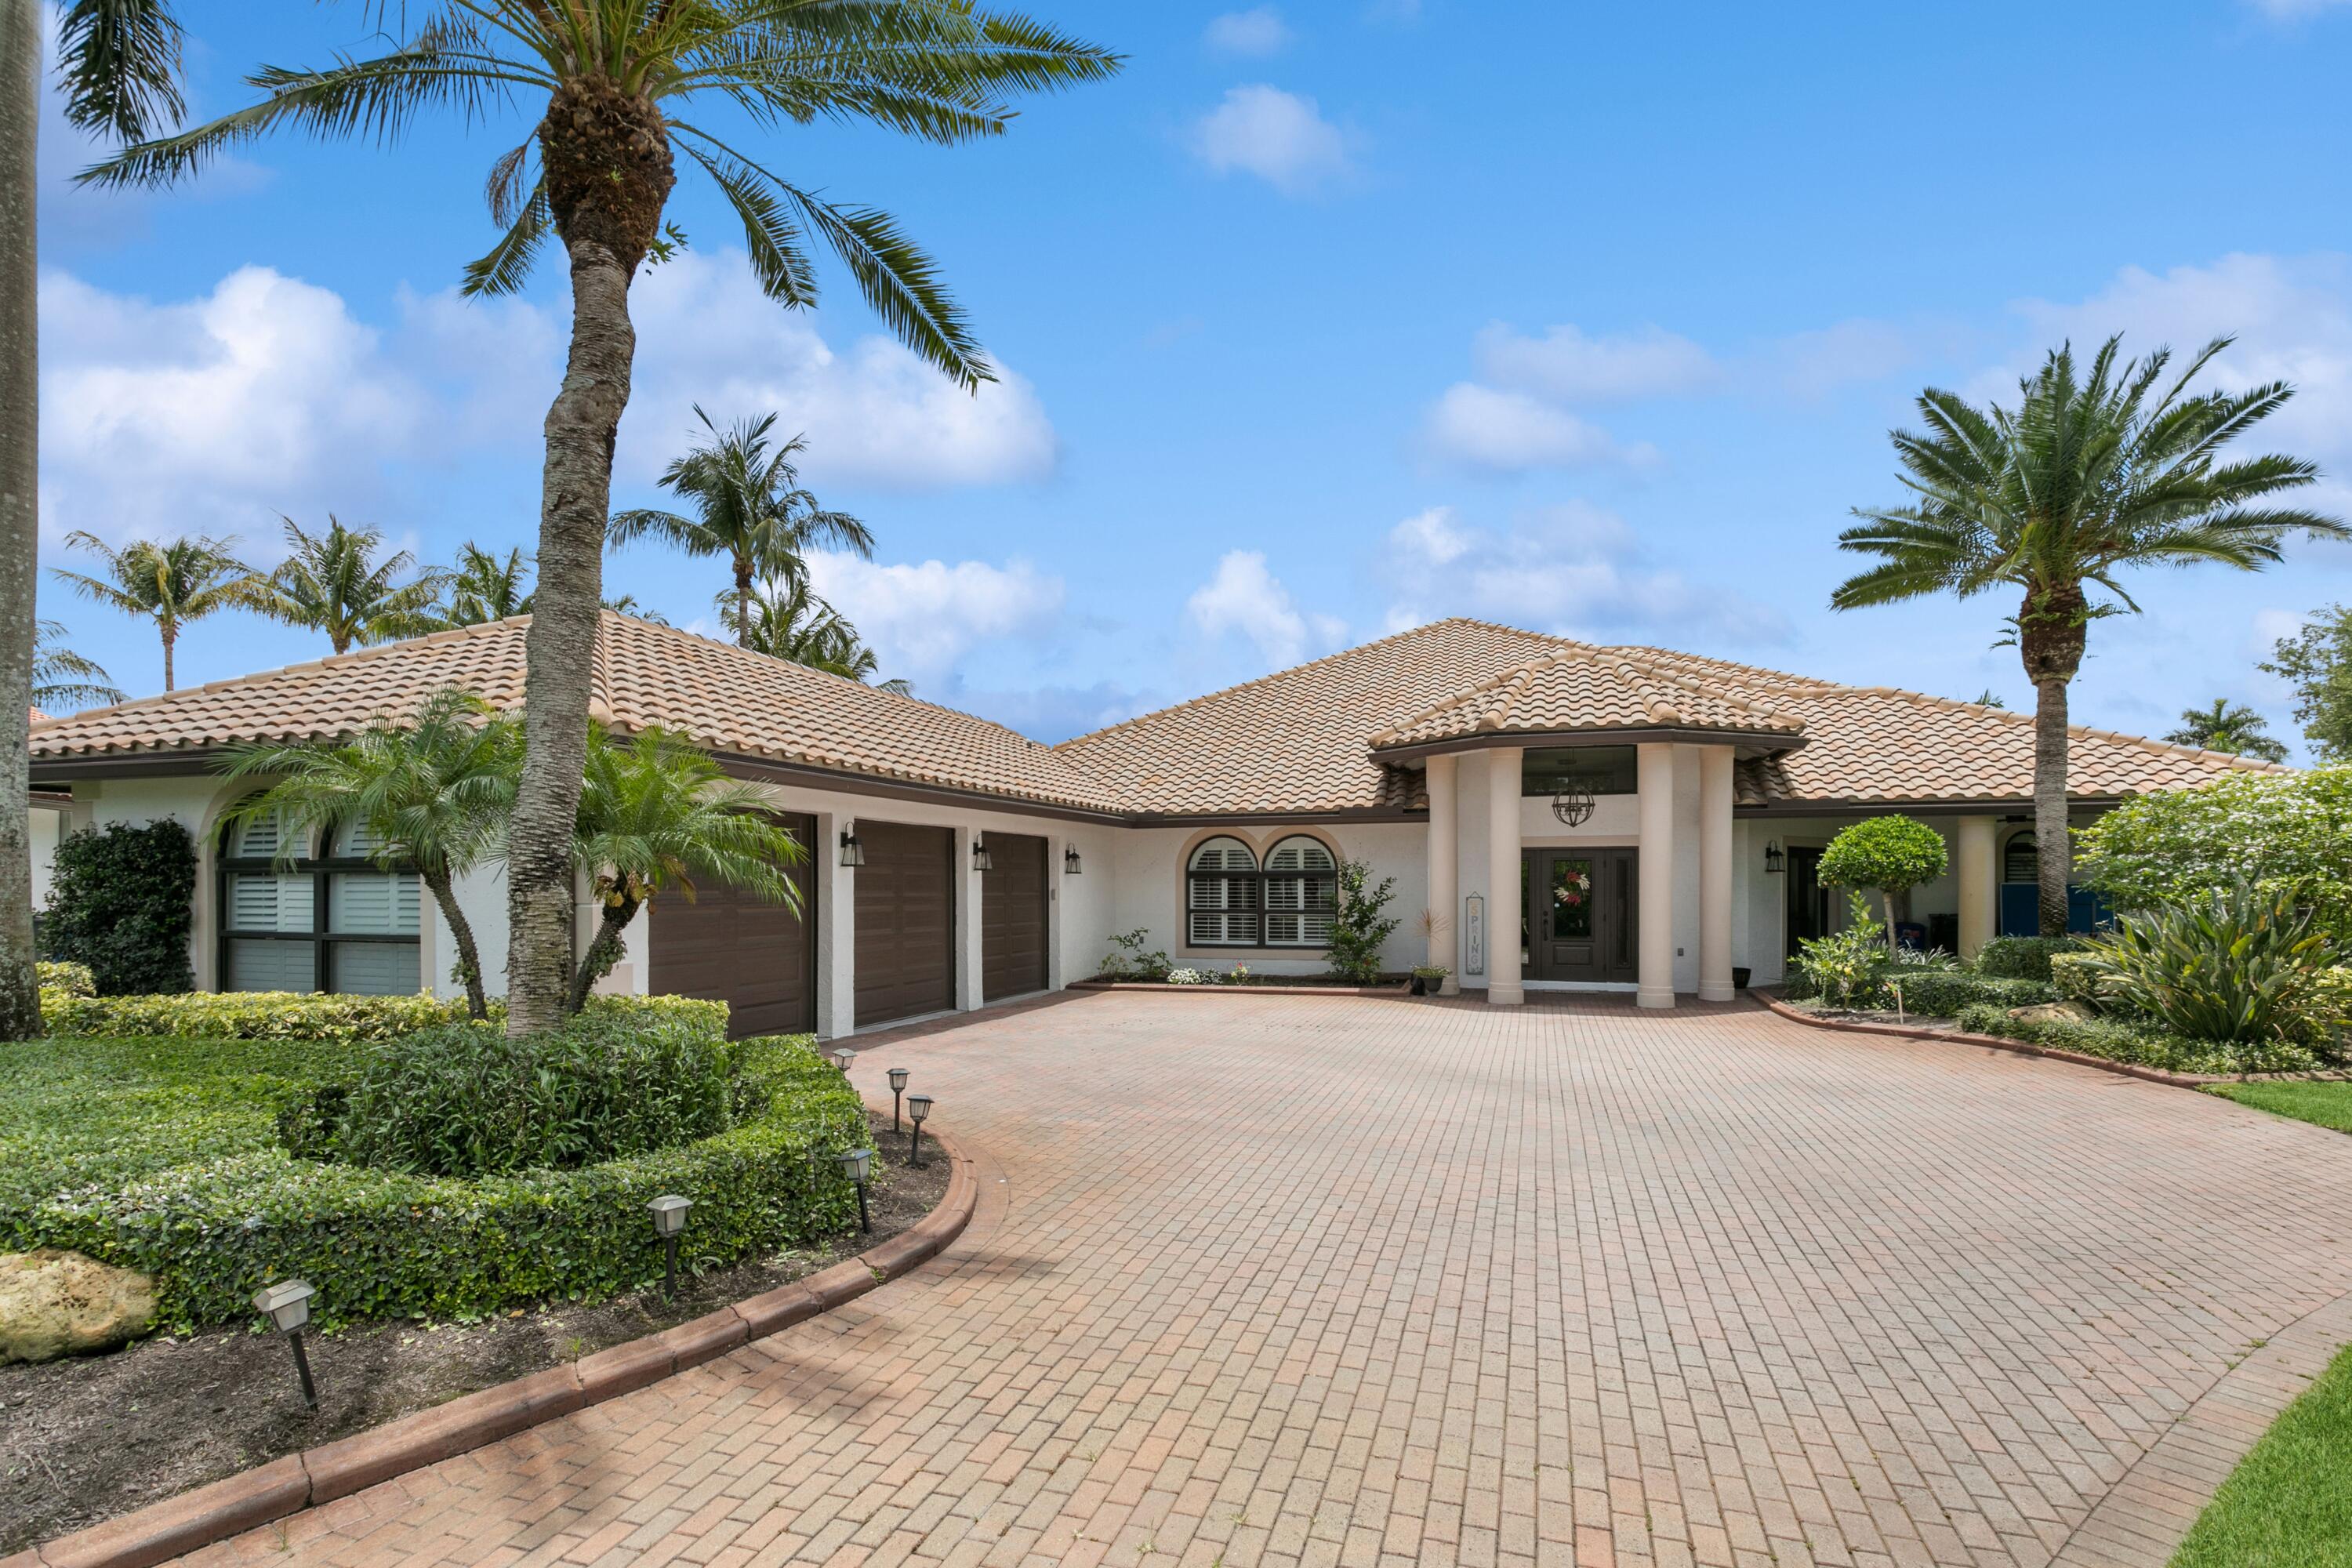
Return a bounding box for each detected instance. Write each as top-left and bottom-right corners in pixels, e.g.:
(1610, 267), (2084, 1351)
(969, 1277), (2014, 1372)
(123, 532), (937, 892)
(832, 1047), (857, 1074)
(906, 1094), (933, 1168)
(648, 1194), (691, 1298)
(888, 1067), (909, 1131)
(838, 1147), (876, 1232)
(252, 1279), (319, 1411)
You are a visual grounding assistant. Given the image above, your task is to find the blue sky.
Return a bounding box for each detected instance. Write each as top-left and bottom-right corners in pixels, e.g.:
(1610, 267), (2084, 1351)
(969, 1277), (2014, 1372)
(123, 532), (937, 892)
(33, 0), (2352, 754)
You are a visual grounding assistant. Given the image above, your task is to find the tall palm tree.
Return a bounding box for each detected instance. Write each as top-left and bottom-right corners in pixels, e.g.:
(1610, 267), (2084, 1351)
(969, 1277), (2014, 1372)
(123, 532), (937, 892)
(720, 576), (886, 682)
(434, 541), (535, 627)
(613, 408), (873, 641)
(2, 0), (187, 1040)
(569, 723), (802, 1013)
(2164, 699), (2288, 763)
(1832, 336), (2345, 936)
(602, 593), (670, 625)
(264, 516), (451, 655)
(83, 4), (1119, 1035)
(51, 531), (273, 691)
(31, 621), (125, 713)
(219, 689), (521, 1018)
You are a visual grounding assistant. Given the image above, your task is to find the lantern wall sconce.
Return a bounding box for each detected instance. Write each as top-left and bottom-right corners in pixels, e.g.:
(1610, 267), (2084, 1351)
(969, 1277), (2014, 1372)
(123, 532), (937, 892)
(839, 826), (865, 868)
(252, 1279), (320, 1410)
(971, 836), (993, 873)
(1764, 838), (1786, 875)
(1064, 844), (1083, 876)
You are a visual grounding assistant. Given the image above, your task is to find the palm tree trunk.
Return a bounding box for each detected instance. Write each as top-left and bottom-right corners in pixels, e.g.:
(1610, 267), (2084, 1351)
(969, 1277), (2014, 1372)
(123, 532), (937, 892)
(568, 890), (641, 1014)
(421, 866), (489, 1021)
(161, 621), (176, 692)
(735, 561), (751, 648)
(2031, 677), (2071, 938)
(0, 0), (42, 1042)
(506, 233), (636, 1035)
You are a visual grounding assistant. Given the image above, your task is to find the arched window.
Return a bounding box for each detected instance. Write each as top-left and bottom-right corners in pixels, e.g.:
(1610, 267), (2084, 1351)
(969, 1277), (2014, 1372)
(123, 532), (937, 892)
(1261, 837), (1338, 947)
(2002, 831), (2038, 884)
(220, 807), (423, 995)
(1186, 837), (1260, 946)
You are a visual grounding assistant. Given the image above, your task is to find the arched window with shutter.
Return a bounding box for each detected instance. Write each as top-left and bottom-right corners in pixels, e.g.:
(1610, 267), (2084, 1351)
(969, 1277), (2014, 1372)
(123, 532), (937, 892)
(2002, 831), (2038, 884)
(1186, 837), (1261, 946)
(1262, 837), (1338, 947)
(219, 805), (423, 995)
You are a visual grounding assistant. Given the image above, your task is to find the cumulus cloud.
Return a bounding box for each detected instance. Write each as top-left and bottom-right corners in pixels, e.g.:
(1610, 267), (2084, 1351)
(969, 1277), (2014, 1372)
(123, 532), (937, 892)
(1771, 317), (1923, 397)
(2243, 0), (2351, 16)
(1190, 85), (1351, 194)
(804, 552), (1066, 686)
(1185, 550), (1345, 670)
(1204, 7), (1292, 55)
(1472, 322), (1719, 402)
(1420, 383), (1658, 474)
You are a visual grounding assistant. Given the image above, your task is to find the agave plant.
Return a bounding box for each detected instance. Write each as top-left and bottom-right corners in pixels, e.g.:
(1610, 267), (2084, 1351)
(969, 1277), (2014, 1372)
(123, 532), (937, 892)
(2078, 880), (2343, 1046)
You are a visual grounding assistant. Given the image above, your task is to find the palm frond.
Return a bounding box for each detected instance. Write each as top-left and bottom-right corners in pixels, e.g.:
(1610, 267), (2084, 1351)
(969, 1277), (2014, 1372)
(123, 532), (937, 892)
(56, 0), (187, 142)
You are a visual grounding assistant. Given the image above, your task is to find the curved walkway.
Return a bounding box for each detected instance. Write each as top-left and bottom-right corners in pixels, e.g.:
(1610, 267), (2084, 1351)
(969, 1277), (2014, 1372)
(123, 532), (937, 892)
(172, 993), (2352, 1568)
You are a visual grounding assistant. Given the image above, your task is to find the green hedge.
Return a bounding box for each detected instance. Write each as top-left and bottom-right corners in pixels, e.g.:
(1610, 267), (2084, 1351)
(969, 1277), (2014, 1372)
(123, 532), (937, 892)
(1954, 1003), (2321, 1076)
(39, 989), (727, 1045)
(1881, 971), (2053, 1016)
(2049, 952), (2100, 1004)
(35, 962), (94, 996)
(1973, 936), (2080, 982)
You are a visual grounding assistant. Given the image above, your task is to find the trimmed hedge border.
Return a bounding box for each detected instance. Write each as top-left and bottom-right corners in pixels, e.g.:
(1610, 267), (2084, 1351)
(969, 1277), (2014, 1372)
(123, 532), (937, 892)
(20, 1128), (981, 1568)
(38, 989), (727, 1046)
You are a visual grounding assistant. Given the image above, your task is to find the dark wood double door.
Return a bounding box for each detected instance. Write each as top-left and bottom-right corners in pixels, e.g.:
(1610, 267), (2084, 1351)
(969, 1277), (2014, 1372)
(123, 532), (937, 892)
(1521, 848), (1638, 984)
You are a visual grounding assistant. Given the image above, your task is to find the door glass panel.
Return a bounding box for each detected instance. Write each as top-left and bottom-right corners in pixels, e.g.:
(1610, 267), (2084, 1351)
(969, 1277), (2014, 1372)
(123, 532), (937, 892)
(1550, 858), (1594, 940)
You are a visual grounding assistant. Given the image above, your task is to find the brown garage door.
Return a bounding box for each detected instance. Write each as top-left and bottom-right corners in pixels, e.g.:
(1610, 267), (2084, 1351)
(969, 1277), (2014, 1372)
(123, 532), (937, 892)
(855, 822), (955, 1026)
(982, 833), (1049, 1001)
(648, 813), (815, 1039)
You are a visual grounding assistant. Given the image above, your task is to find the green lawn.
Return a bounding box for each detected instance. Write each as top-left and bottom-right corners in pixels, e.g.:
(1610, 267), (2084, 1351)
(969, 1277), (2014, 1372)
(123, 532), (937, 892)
(2172, 1341), (2352, 1566)
(2205, 1080), (2352, 1135)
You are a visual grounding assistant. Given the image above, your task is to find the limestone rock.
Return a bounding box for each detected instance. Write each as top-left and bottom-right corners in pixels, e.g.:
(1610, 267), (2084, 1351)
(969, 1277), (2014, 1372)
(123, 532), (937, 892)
(0, 1249), (157, 1363)
(2006, 1000), (2095, 1027)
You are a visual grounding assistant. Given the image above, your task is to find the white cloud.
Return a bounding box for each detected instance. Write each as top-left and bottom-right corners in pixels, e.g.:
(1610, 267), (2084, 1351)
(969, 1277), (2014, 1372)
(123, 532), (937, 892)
(1189, 85), (1351, 194)
(804, 552), (1065, 685)
(1772, 318), (1921, 397)
(2244, 0), (2352, 16)
(1204, 7), (1292, 55)
(1472, 322), (1718, 402)
(1185, 550), (1342, 670)
(1419, 383), (1657, 473)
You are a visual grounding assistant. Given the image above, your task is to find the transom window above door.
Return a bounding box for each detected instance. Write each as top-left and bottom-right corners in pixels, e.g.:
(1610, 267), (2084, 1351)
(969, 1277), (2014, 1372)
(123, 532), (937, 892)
(1185, 835), (1339, 948)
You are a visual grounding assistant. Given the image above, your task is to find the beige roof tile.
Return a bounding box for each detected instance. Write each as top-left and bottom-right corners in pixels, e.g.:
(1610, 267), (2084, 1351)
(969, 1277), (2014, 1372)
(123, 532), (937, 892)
(1370, 645), (1804, 749)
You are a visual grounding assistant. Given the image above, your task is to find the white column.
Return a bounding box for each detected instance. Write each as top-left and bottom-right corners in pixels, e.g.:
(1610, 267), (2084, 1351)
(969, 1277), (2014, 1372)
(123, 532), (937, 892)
(1958, 815), (1998, 960)
(1637, 742), (1677, 1009)
(1485, 746), (1523, 1005)
(1426, 754), (1460, 995)
(954, 825), (985, 1011)
(1697, 746), (1734, 1002)
(816, 811), (856, 1039)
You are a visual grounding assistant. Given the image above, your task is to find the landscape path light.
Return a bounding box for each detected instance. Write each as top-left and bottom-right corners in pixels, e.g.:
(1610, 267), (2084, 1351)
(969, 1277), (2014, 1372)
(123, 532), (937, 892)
(906, 1093), (933, 1168)
(888, 1067), (909, 1131)
(252, 1279), (319, 1410)
(833, 1047), (857, 1074)
(648, 1194), (691, 1298)
(838, 1147), (875, 1232)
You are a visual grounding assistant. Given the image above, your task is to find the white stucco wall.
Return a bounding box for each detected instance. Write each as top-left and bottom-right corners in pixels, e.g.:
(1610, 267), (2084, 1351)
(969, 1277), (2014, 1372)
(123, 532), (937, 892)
(1106, 821), (1428, 978)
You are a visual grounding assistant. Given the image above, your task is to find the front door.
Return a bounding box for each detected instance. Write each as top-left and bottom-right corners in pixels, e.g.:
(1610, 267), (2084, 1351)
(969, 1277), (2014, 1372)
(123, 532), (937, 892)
(1522, 849), (1638, 983)
(1784, 844), (1827, 959)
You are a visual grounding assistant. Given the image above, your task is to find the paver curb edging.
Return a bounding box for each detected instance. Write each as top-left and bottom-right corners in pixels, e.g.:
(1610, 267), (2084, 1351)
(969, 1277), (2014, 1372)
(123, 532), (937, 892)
(1069, 980), (1411, 998)
(20, 1130), (979, 1568)
(1751, 992), (2352, 1090)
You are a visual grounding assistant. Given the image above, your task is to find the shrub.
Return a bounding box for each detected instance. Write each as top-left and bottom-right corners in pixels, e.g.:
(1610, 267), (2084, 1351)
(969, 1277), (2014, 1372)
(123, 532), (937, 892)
(1955, 1002), (2321, 1076)
(1974, 935), (2078, 982)
(1098, 929), (1171, 982)
(1325, 858), (1400, 983)
(38, 988), (727, 1047)
(2049, 951), (2101, 1005)
(1881, 971), (2054, 1017)
(1817, 816), (1950, 950)
(2074, 765), (2352, 947)
(34, 962), (94, 996)
(40, 819), (197, 995)
(2076, 882), (2343, 1048)
(1792, 895), (1891, 1007)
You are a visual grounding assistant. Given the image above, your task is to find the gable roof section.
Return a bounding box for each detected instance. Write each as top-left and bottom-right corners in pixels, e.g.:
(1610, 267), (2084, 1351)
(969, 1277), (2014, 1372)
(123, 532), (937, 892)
(1369, 645), (1805, 751)
(30, 613), (1121, 815)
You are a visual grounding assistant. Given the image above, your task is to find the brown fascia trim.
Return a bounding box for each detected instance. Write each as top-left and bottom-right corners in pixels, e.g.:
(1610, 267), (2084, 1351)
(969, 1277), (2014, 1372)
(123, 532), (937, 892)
(1121, 805), (1426, 828)
(1371, 726), (1808, 764)
(1734, 796), (2118, 818)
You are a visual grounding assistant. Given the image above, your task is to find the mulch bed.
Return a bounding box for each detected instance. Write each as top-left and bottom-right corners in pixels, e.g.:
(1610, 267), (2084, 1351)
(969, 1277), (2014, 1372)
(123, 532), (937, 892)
(1780, 1000), (1964, 1031)
(0, 1108), (951, 1553)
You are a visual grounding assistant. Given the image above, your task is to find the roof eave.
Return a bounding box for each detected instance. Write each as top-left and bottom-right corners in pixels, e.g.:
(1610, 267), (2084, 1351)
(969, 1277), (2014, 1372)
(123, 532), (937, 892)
(1370, 726), (1808, 764)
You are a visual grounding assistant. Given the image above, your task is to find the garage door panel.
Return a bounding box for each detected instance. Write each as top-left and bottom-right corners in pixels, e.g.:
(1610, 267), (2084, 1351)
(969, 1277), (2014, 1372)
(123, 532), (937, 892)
(854, 822), (956, 1026)
(982, 833), (1048, 1002)
(648, 813), (815, 1039)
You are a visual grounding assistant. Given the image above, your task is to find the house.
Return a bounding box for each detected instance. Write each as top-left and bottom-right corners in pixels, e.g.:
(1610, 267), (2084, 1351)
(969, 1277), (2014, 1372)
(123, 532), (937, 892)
(25, 612), (2276, 1030)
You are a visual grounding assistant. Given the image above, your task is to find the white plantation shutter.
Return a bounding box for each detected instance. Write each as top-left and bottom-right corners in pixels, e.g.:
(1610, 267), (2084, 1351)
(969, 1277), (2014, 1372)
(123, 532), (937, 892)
(232, 809), (286, 860)
(332, 942), (421, 996)
(1186, 837), (1261, 946)
(337, 818), (387, 858)
(228, 938), (315, 992)
(331, 871), (420, 935)
(1263, 837), (1338, 946)
(220, 794), (421, 996)
(227, 873), (314, 933)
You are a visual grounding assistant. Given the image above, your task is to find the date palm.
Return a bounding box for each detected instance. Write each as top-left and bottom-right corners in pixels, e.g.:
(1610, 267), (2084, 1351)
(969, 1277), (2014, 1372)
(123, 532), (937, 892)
(614, 408), (873, 641)
(721, 576), (886, 683)
(220, 688), (521, 1019)
(264, 516), (451, 655)
(1832, 336), (2345, 935)
(2164, 699), (2288, 763)
(434, 541), (536, 626)
(82, 2), (1118, 1034)
(2, 0), (187, 1038)
(31, 621), (125, 713)
(51, 531), (273, 692)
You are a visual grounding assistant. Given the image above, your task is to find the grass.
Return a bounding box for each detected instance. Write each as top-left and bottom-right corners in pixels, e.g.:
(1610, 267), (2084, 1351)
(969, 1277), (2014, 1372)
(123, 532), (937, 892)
(2204, 1080), (2352, 1135)
(2171, 1341), (2352, 1566)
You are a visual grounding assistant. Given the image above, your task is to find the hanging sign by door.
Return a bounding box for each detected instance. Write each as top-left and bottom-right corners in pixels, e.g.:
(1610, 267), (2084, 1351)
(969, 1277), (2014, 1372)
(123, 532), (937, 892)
(1463, 893), (1485, 976)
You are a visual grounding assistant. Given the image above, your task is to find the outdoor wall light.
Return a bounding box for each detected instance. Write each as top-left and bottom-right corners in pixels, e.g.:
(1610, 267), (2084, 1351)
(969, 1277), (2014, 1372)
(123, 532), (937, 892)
(839, 826), (865, 868)
(887, 1066), (909, 1131)
(906, 1094), (934, 1168)
(1764, 838), (1786, 875)
(832, 1047), (857, 1074)
(1064, 845), (1083, 876)
(252, 1279), (320, 1410)
(971, 837), (993, 873)
(648, 1194), (691, 1298)
(837, 1147), (875, 1232)
(1551, 779), (1595, 827)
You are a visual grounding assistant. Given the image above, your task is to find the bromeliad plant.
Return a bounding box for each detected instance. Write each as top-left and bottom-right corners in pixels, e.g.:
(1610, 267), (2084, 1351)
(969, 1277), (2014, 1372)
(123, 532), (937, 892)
(2076, 880), (2346, 1048)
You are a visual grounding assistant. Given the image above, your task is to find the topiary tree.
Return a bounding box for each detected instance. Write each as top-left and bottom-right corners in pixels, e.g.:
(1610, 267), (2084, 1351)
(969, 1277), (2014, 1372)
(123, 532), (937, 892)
(1817, 815), (1949, 955)
(41, 818), (198, 996)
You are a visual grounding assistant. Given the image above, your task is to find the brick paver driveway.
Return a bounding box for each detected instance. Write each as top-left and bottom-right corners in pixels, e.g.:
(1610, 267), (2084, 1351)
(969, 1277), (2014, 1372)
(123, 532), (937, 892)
(191, 993), (2352, 1568)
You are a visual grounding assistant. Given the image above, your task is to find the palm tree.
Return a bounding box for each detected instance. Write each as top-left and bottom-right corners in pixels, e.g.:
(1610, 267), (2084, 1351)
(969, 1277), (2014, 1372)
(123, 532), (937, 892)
(613, 408), (874, 641)
(1832, 336), (2346, 936)
(51, 531), (273, 691)
(433, 541), (535, 627)
(82, 5), (1118, 1035)
(31, 621), (125, 713)
(602, 593), (670, 626)
(720, 577), (885, 681)
(569, 723), (802, 1014)
(2164, 699), (2288, 763)
(218, 689), (521, 1019)
(263, 516), (451, 655)
(3, 0), (186, 1039)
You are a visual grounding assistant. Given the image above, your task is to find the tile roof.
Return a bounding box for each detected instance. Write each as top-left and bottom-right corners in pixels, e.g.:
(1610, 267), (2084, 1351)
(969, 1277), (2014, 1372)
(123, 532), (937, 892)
(30, 613), (1121, 815)
(1369, 645), (1805, 750)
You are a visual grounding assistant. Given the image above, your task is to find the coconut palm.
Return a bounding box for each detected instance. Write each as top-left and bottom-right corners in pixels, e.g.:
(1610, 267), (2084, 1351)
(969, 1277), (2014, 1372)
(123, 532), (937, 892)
(433, 541), (535, 626)
(719, 576), (887, 681)
(31, 621), (125, 713)
(218, 689), (521, 1019)
(569, 723), (802, 1013)
(2164, 699), (2288, 763)
(601, 593), (670, 626)
(50, 531), (273, 692)
(1831, 336), (2346, 936)
(263, 516), (451, 655)
(613, 408), (873, 641)
(82, 3), (1118, 1034)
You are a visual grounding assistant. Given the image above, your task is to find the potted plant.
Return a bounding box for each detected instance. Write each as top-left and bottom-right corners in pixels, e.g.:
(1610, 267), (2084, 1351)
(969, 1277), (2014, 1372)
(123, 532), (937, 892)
(1731, 966), (1751, 990)
(1410, 965), (1451, 996)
